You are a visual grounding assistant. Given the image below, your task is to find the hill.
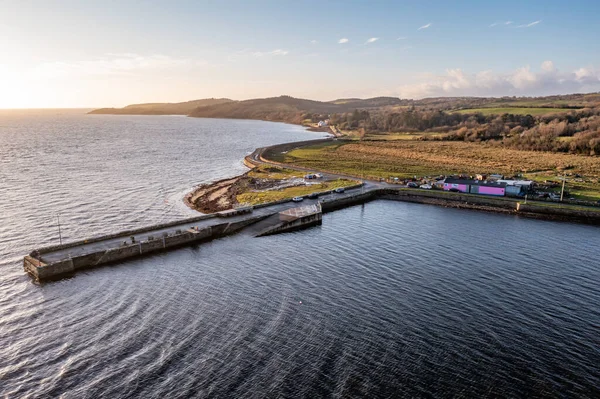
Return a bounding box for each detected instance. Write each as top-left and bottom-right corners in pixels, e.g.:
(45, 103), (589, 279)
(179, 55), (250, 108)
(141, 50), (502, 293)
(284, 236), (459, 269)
(329, 97), (408, 108)
(89, 98), (233, 115)
(188, 95), (349, 124)
(89, 93), (600, 125)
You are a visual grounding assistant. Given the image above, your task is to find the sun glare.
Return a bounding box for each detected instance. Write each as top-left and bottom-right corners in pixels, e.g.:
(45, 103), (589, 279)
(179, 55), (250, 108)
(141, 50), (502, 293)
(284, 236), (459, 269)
(0, 67), (30, 108)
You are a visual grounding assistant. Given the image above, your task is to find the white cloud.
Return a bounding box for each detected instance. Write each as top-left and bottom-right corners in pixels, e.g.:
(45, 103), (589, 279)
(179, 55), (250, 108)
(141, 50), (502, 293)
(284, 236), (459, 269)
(365, 37), (379, 44)
(396, 61), (600, 99)
(338, 38), (349, 44)
(246, 49), (289, 57)
(541, 60), (555, 72)
(490, 21), (512, 27)
(269, 49), (289, 56)
(417, 23), (431, 30)
(518, 20), (541, 28)
(30, 53), (204, 78)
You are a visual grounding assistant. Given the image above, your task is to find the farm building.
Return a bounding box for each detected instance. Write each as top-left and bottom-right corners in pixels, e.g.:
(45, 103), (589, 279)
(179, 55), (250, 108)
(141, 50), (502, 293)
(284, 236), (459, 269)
(497, 180), (535, 190)
(443, 178), (506, 196)
(496, 180), (535, 197)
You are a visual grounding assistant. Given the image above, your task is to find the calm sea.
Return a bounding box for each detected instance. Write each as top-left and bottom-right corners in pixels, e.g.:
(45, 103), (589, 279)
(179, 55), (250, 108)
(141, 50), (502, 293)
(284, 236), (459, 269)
(1, 110), (599, 398)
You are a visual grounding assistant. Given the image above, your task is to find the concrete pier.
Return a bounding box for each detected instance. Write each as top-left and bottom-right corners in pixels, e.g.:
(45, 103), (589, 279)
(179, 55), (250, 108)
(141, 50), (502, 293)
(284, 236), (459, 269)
(257, 204), (323, 237)
(24, 185), (600, 282)
(24, 184), (363, 282)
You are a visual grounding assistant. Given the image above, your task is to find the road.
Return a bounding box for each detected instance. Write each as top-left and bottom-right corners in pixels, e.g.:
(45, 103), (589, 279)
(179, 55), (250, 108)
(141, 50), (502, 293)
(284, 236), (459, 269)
(247, 139), (398, 191)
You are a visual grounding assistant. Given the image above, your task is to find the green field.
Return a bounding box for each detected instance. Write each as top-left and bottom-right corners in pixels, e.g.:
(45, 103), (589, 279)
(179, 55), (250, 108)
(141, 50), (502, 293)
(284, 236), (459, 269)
(237, 178), (357, 205)
(455, 107), (569, 116)
(270, 140), (600, 200)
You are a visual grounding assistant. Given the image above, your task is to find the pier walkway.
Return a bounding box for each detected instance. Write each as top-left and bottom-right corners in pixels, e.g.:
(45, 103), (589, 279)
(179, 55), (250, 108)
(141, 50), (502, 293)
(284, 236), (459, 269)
(24, 184), (380, 282)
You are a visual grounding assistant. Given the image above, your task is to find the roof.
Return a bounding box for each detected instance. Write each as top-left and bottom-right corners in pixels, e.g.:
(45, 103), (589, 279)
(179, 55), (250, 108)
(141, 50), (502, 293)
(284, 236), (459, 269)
(280, 204), (320, 218)
(497, 180), (535, 186)
(444, 178), (506, 188)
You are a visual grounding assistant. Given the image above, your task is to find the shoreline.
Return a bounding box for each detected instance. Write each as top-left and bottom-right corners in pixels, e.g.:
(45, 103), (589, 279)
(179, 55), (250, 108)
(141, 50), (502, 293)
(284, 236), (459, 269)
(185, 137), (600, 226)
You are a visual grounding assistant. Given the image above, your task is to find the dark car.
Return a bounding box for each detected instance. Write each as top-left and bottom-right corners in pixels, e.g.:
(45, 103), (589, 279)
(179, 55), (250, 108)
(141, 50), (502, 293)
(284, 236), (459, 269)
(449, 188), (461, 193)
(308, 192), (319, 199)
(407, 182), (419, 188)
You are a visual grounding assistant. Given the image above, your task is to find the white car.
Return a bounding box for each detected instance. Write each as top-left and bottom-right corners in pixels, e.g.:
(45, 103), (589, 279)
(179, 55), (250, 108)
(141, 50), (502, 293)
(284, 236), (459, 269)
(292, 196), (304, 202)
(420, 184), (432, 190)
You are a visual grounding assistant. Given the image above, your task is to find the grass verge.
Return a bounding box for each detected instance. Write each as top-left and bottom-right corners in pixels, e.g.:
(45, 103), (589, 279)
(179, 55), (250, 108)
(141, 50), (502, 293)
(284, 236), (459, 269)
(237, 179), (357, 205)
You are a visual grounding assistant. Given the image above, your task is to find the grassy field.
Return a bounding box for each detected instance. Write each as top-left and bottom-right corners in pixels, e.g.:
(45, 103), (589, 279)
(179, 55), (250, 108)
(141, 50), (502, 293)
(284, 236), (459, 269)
(237, 178), (356, 205)
(273, 140), (600, 200)
(454, 107), (569, 116)
(363, 132), (443, 141)
(246, 164), (302, 180)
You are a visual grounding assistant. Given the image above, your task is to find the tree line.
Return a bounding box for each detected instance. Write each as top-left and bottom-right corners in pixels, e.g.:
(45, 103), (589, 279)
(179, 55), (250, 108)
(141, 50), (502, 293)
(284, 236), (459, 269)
(322, 107), (600, 156)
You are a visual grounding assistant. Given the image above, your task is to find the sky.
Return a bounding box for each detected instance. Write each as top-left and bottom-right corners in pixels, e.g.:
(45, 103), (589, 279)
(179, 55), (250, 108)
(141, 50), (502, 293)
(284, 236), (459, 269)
(1, 0), (600, 108)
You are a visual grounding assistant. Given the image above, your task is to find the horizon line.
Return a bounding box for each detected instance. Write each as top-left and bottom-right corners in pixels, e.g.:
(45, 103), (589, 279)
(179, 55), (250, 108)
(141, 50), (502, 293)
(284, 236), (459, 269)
(1, 90), (598, 110)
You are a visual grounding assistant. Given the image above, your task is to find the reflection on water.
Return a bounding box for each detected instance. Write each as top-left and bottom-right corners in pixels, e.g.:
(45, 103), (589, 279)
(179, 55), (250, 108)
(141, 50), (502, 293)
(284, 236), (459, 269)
(1, 111), (599, 398)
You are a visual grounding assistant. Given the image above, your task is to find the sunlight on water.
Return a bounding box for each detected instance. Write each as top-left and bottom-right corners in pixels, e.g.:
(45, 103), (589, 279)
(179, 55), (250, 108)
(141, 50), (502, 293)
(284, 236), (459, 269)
(1, 111), (599, 398)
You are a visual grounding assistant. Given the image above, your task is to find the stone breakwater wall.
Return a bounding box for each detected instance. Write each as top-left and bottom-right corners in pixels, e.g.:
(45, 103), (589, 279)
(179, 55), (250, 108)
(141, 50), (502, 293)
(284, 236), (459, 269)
(24, 216), (266, 282)
(516, 202), (600, 224)
(32, 213), (219, 257)
(381, 189), (600, 224)
(24, 186), (600, 283)
(256, 212), (323, 237)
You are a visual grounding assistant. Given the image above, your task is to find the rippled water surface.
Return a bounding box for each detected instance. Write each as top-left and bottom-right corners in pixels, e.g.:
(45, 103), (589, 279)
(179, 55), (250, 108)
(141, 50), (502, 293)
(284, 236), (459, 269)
(1, 110), (599, 398)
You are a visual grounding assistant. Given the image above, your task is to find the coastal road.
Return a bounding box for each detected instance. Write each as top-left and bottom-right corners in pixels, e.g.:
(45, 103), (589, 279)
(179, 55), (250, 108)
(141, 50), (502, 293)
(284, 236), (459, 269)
(247, 139), (399, 191)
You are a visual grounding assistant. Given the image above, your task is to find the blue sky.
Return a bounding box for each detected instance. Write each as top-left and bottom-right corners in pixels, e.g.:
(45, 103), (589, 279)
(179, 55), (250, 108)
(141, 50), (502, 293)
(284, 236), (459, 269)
(1, 0), (600, 107)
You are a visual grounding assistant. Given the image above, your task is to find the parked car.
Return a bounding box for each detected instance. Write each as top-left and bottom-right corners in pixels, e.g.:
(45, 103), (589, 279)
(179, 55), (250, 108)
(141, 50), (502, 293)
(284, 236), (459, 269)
(334, 187), (345, 193)
(308, 192), (319, 199)
(419, 184), (432, 190)
(407, 182), (419, 188)
(292, 196), (304, 202)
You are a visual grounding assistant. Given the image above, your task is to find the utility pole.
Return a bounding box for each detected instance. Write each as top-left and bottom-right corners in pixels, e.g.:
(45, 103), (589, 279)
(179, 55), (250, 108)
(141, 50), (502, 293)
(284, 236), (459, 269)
(57, 213), (63, 245)
(361, 156), (365, 193)
(560, 172), (566, 202)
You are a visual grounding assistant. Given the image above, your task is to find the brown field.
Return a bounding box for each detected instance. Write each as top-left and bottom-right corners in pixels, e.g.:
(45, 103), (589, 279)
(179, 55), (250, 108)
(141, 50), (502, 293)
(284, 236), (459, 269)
(276, 140), (600, 199)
